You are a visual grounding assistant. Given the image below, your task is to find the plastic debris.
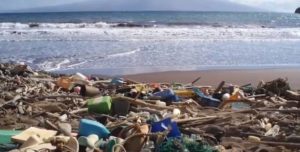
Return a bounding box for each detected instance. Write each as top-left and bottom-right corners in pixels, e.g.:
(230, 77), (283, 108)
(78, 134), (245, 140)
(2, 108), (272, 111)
(79, 119), (110, 138)
(0, 63), (299, 152)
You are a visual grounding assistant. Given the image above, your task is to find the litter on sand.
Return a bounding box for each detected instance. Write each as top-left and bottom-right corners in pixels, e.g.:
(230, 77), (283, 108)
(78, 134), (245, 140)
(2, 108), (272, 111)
(0, 63), (300, 152)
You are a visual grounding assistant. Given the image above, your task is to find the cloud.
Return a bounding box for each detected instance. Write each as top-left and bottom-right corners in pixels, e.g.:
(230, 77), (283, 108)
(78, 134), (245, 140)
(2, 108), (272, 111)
(1, 0), (262, 12)
(1, 0), (298, 12)
(0, 0), (85, 11)
(228, 0), (300, 12)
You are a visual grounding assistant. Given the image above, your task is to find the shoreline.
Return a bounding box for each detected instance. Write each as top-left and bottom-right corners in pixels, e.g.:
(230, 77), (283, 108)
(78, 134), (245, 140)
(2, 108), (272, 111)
(54, 65), (300, 75)
(53, 67), (300, 89)
(124, 68), (300, 89)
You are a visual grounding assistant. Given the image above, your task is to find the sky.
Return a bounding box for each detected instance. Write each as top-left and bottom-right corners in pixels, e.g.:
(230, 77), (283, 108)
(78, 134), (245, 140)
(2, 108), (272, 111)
(0, 0), (299, 13)
(0, 0), (85, 11)
(228, 0), (300, 12)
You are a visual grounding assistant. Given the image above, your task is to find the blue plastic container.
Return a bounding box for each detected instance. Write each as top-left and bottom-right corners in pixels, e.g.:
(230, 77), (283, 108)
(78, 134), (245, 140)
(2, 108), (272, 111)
(111, 77), (124, 85)
(151, 118), (181, 138)
(153, 89), (179, 102)
(193, 88), (221, 107)
(79, 119), (110, 138)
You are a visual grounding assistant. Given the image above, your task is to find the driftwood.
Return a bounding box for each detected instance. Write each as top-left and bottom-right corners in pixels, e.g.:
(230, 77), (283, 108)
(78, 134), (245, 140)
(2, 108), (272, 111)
(0, 95), (21, 108)
(70, 108), (88, 114)
(257, 108), (300, 113)
(132, 107), (163, 116)
(174, 116), (217, 124)
(285, 90), (300, 101)
(214, 81), (225, 94)
(1, 63), (300, 152)
(251, 140), (300, 149)
(191, 76), (201, 85)
(34, 95), (84, 99)
(45, 119), (59, 130)
(115, 96), (174, 110)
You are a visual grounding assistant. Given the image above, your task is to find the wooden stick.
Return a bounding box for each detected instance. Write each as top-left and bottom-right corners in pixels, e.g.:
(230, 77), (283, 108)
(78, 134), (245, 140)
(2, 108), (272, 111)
(250, 140), (300, 149)
(125, 78), (140, 84)
(45, 112), (60, 119)
(191, 76), (201, 85)
(115, 96), (174, 110)
(70, 108), (88, 114)
(182, 117), (219, 127)
(37, 95), (84, 99)
(133, 107), (163, 116)
(247, 94), (266, 98)
(240, 83), (252, 88)
(45, 119), (59, 130)
(0, 95), (21, 108)
(214, 81), (225, 94)
(26, 77), (55, 83)
(174, 116), (217, 124)
(257, 109), (300, 113)
(285, 90), (300, 100)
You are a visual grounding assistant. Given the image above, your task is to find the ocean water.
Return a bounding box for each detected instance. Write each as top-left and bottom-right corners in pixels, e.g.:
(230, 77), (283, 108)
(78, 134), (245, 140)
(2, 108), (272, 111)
(0, 11), (300, 75)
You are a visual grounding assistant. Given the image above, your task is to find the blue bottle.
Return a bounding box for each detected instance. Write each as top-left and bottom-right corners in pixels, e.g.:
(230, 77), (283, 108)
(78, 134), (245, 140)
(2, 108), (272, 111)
(79, 119), (110, 138)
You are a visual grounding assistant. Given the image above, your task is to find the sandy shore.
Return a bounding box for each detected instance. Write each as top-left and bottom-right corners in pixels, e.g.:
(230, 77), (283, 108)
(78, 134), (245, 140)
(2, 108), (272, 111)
(124, 68), (300, 89)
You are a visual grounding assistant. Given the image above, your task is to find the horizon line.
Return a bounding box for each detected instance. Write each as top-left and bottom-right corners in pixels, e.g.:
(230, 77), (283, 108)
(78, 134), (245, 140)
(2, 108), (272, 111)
(0, 10), (291, 15)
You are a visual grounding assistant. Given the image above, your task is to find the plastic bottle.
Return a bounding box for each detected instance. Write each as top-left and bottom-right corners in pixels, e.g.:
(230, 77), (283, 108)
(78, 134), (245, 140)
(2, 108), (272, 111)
(79, 119), (110, 138)
(87, 96), (112, 114)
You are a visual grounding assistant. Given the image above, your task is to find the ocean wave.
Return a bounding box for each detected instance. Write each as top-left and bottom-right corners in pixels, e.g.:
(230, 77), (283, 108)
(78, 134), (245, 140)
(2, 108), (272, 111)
(107, 48), (141, 58)
(1, 27), (300, 42)
(0, 22), (270, 30)
(0, 22), (157, 29)
(32, 49), (141, 71)
(0, 22), (112, 29)
(39, 59), (71, 71)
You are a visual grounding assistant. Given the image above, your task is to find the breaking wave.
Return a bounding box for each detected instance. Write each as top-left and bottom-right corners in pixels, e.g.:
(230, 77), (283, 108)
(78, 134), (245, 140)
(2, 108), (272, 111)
(0, 22), (158, 29)
(0, 21), (273, 30)
(107, 49), (141, 58)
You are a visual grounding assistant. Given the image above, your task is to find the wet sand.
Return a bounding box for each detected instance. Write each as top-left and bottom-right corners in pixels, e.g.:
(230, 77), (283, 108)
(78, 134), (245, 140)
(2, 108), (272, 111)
(124, 68), (300, 89)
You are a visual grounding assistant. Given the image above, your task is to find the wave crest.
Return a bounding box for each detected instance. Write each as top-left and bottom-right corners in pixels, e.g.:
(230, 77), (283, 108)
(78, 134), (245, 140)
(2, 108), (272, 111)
(107, 49), (141, 58)
(0, 22), (156, 29)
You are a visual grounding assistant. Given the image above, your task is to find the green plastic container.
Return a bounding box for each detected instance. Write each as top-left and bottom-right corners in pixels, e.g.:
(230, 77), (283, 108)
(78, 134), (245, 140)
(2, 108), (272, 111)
(88, 96), (112, 114)
(0, 130), (22, 144)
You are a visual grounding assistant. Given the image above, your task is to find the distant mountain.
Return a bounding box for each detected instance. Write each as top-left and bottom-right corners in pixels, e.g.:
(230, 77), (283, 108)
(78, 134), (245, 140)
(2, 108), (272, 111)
(296, 7), (300, 14)
(16, 0), (263, 13)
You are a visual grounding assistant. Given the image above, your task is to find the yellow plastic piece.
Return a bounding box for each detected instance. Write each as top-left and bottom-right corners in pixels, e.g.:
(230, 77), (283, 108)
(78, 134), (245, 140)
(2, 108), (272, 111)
(130, 84), (149, 92)
(56, 77), (74, 90)
(229, 88), (242, 100)
(174, 89), (196, 98)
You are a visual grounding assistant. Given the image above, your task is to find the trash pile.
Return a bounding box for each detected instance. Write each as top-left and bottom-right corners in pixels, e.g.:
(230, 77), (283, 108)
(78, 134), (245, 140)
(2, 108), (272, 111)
(0, 63), (300, 152)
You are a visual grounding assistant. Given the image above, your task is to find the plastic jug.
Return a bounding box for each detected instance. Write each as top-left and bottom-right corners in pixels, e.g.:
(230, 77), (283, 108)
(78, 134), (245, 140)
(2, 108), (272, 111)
(0, 130), (22, 144)
(88, 96), (112, 114)
(193, 88), (221, 107)
(151, 118), (181, 138)
(79, 119), (110, 138)
(153, 89), (179, 102)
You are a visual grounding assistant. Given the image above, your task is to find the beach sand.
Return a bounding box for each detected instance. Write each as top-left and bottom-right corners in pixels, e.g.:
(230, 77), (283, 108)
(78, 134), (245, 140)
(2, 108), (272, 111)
(124, 68), (300, 89)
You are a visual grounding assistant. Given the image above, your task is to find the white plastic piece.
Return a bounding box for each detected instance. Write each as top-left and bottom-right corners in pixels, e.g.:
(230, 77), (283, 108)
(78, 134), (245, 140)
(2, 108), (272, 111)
(265, 125), (280, 137)
(173, 108), (181, 117)
(222, 93), (231, 101)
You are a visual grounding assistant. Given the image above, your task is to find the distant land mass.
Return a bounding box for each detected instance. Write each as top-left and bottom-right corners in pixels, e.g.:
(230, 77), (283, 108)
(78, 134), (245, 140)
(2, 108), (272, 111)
(296, 7), (300, 14)
(8, 0), (264, 13)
